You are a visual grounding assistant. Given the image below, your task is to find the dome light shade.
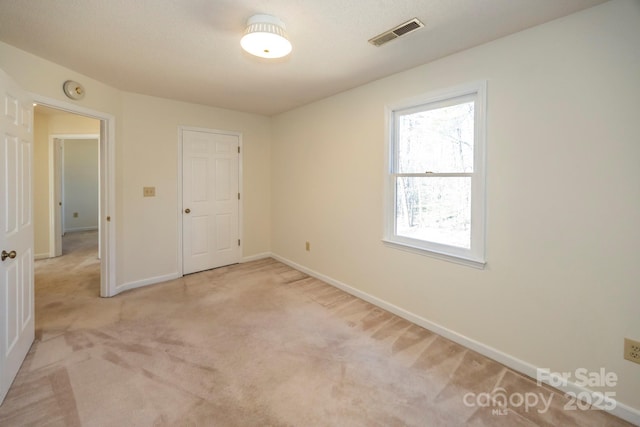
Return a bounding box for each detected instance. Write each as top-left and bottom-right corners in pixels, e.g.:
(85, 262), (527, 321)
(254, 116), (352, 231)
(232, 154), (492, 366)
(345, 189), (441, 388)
(241, 14), (292, 59)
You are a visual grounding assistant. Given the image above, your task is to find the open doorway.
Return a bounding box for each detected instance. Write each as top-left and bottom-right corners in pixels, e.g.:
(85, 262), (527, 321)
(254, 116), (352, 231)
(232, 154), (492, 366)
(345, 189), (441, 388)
(34, 106), (101, 290)
(32, 99), (116, 297)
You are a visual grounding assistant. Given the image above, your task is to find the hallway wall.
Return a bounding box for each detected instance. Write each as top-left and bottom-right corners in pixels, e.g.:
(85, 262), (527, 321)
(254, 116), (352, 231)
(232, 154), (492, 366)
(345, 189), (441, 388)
(63, 138), (99, 232)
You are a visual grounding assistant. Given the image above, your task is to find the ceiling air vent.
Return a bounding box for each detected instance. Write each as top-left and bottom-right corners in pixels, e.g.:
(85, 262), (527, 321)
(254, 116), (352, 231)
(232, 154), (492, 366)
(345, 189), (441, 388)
(368, 18), (424, 47)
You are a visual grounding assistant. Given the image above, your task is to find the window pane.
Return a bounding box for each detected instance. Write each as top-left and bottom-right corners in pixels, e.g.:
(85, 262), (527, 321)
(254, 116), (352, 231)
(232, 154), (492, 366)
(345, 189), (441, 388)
(397, 101), (474, 173)
(396, 177), (471, 249)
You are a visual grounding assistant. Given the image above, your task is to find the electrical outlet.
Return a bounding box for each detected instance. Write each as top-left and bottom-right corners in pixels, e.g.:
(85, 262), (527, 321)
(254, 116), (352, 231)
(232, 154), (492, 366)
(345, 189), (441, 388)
(624, 338), (640, 364)
(305, 241), (310, 251)
(143, 186), (156, 197)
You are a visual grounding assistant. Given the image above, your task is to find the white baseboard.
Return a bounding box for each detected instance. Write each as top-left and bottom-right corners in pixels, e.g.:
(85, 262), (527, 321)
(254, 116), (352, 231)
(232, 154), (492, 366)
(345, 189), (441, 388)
(270, 253), (640, 426)
(34, 253), (50, 260)
(117, 254), (273, 295)
(115, 272), (182, 295)
(242, 252), (271, 263)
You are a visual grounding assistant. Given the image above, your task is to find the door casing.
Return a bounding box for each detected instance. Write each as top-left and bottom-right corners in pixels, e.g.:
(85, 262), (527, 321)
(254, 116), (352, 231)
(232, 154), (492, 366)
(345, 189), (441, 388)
(33, 95), (117, 297)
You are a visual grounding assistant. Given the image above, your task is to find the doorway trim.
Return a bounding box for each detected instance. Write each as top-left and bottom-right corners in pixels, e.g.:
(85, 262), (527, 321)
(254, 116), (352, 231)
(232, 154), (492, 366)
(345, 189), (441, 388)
(33, 94), (116, 297)
(177, 126), (243, 276)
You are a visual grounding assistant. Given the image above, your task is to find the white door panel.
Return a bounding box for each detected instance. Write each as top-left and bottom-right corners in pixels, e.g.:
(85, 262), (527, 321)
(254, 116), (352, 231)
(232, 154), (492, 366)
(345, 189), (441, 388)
(182, 130), (240, 275)
(0, 68), (34, 405)
(215, 214), (231, 250)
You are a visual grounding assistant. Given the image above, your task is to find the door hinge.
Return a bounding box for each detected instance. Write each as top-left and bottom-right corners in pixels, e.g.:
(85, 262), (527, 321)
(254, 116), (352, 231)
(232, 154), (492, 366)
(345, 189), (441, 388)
(238, 239), (241, 246)
(237, 146), (240, 154)
(238, 193), (240, 200)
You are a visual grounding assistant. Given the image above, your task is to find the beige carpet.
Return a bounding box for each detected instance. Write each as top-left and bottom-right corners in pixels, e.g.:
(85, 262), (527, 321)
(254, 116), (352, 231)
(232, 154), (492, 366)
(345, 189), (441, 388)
(0, 231), (631, 426)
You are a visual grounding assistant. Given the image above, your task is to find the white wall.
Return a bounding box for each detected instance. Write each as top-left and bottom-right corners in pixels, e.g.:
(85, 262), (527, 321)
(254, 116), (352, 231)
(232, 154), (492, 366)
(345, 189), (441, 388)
(63, 139), (99, 232)
(33, 112), (50, 258)
(119, 92), (271, 285)
(0, 40), (272, 288)
(271, 0), (640, 415)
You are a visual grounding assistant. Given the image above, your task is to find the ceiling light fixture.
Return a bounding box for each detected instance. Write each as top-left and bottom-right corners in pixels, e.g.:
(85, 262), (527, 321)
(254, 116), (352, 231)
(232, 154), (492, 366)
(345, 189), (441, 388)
(240, 14), (292, 59)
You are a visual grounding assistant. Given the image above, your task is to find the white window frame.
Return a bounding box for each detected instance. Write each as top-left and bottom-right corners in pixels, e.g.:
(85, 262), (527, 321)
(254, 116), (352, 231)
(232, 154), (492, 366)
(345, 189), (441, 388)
(383, 81), (487, 268)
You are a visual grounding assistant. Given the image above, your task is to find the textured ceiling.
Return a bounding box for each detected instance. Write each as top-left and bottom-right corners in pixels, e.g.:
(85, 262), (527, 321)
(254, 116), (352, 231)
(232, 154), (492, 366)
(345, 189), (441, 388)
(0, 0), (608, 115)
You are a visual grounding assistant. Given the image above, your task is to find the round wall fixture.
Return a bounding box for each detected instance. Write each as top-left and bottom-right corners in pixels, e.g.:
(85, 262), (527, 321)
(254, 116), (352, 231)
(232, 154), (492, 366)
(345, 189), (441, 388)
(62, 80), (85, 100)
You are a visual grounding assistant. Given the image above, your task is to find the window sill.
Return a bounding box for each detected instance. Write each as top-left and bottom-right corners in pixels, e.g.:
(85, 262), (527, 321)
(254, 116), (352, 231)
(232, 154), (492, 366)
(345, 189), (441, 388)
(382, 239), (486, 269)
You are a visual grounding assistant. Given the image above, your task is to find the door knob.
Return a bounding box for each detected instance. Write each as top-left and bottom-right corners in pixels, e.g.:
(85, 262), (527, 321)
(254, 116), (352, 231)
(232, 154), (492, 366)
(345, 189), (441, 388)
(1, 250), (17, 261)
(184, 208), (191, 214)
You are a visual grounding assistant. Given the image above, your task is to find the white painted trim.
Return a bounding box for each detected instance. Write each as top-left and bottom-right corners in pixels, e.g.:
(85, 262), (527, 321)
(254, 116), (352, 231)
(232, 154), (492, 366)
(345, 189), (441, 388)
(177, 126), (243, 276)
(382, 239), (485, 269)
(383, 81), (488, 268)
(115, 253), (267, 293)
(49, 134), (99, 139)
(238, 134), (244, 260)
(48, 137), (61, 257)
(177, 128), (184, 277)
(242, 252), (271, 263)
(270, 253), (640, 426)
(115, 272), (182, 294)
(32, 94), (117, 298)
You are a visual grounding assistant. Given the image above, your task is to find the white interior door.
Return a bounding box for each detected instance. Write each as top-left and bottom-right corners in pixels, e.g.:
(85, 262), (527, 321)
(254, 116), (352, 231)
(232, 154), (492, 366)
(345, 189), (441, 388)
(0, 69), (34, 404)
(182, 129), (240, 275)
